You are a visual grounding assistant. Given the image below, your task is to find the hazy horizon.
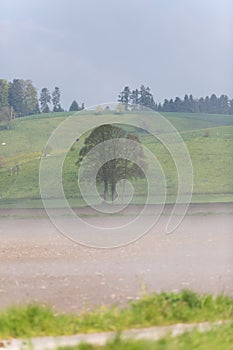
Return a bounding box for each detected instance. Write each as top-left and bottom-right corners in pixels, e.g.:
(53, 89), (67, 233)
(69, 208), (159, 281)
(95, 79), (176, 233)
(1, 0), (232, 109)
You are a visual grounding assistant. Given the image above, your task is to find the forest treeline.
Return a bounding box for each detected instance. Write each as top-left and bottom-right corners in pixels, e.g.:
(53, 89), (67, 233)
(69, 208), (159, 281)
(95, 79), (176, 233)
(0, 79), (233, 121)
(0, 78), (84, 119)
(118, 85), (233, 115)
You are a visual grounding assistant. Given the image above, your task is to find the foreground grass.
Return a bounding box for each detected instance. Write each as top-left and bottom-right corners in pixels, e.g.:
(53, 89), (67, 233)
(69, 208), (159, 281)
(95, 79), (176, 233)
(59, 322), (233, 350)
(0, 290), (233, 339)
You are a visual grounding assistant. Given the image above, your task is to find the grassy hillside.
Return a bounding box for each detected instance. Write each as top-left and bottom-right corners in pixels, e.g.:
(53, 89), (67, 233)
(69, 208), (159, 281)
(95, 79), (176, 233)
(0, 111), (232, 208)
(164, 112), (233, 130)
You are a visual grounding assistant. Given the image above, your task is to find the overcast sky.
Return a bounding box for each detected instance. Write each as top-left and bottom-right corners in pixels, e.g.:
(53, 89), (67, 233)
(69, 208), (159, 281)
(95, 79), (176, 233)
(0, 0), (232, 108)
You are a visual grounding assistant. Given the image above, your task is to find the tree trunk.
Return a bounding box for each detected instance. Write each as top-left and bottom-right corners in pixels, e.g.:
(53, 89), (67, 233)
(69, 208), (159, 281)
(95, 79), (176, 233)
(111, 182), (116, 202)
(122, 159), (128, 202)
(104, 180), (108, 201)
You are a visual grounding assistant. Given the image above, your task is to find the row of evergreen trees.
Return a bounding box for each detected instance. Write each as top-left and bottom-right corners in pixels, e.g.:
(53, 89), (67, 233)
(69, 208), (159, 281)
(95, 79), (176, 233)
(118, 86), (233, 115)
(157, 94), (233, 114)
(118, 85), (156, 110)
(39, 87), (84, 114)
(1, 79), (233, 118)
(0, 79), (83, 117)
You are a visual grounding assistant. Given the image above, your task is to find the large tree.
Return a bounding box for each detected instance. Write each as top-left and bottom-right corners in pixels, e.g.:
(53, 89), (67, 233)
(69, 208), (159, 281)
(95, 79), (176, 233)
(77, 124), (145, 201)
(8, 79), (39, 116)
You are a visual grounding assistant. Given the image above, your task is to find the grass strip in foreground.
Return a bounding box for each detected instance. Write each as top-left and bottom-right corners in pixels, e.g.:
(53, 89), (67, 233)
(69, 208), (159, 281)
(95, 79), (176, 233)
(0, 290), (233, 339)
(57, 322), (233, 350)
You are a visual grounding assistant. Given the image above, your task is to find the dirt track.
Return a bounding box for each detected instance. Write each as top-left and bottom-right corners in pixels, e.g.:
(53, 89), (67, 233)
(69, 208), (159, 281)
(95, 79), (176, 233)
(0, 203), (232, 312)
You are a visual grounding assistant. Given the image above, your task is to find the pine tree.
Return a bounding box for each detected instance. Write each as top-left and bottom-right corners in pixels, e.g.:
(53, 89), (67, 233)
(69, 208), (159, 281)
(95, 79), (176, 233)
(209, 94), (218, 114)
(52, 87), (63, 112)
(24, 80), (40, 115)
(69, 100), (79, 111)
(162, 99), (170, 112)
(198, 97), (205, 113)
(39, 88), (51, 113)
(218, 95), (229, 114)
(138, 85), (156, 110)
(130, 89), (139, 108)
(204, 96), (210, 113)
(173, 97), (182, 112)
(118, 86), (131, 110)
(168, 99), (175, 112)
(8, 79), (26, 117)
(182, 94), (190, 112)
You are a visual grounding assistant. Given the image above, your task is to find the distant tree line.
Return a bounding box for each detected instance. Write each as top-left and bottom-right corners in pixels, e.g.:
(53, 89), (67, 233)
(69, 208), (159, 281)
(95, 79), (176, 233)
(1, 78), (233, 123)
(118, 86), (233, 115)
(157, 94), (233, 115)
(0, 78), (84, 120)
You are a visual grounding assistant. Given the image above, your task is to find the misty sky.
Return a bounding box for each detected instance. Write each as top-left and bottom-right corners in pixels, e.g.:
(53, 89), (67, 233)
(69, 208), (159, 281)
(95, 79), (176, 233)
(0, 0), (232, 109)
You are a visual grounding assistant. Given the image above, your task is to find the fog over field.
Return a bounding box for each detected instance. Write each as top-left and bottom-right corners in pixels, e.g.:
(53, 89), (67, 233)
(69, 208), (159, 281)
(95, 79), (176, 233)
(0, 1), (233, 347)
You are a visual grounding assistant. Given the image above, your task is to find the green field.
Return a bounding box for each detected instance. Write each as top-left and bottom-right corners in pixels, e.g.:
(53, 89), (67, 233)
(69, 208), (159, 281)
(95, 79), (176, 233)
(0, 111), (232, 208)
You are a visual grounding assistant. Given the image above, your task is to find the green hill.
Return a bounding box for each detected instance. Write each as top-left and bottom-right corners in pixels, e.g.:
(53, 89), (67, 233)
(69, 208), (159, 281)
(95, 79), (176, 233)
(0, 111), (232, 208)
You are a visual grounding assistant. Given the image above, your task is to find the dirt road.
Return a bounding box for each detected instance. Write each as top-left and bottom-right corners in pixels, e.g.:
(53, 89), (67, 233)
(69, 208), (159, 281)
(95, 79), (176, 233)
(0, 203), (232, 312)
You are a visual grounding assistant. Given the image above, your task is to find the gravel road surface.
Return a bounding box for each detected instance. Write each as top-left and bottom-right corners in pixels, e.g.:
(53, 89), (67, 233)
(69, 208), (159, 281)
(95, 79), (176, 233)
(0, 203), (232, 312)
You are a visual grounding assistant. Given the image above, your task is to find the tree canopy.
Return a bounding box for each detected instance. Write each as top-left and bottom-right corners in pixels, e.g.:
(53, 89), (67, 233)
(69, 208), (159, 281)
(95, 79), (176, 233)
(77, 124), (145, 201)
(8, 79), (39, 117)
